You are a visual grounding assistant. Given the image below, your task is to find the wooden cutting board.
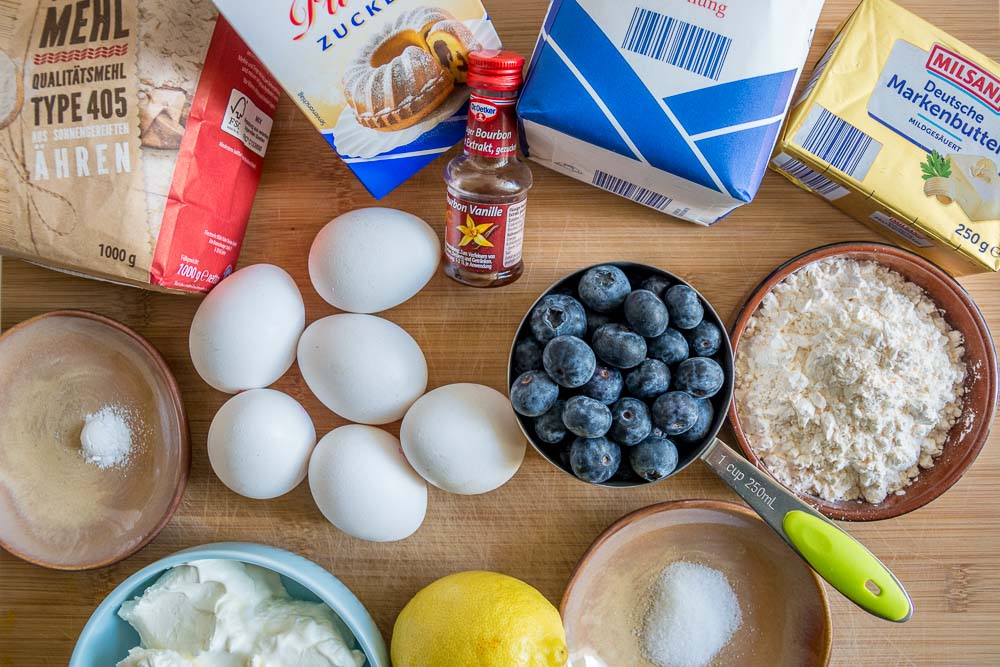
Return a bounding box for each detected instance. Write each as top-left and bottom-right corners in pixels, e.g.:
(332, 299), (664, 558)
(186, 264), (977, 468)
(1, 1), (999, 665)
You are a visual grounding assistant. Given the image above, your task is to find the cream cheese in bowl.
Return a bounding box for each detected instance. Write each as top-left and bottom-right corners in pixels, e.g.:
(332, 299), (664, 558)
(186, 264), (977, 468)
(117, 559), (364, 666)
(70, 543), (387, 667)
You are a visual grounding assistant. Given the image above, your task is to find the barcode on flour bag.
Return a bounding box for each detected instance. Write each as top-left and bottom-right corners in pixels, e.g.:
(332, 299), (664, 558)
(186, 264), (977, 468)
(621, 7), (732, 81)
(593, 171), (673, 211)
(794, 105), (882, 182)
(771, 154), (850, 201)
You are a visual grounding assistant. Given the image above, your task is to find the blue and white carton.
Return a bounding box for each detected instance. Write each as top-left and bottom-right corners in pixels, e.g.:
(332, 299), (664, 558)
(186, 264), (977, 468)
(518, 0), (824, 224)
(214, 1), (501, 199)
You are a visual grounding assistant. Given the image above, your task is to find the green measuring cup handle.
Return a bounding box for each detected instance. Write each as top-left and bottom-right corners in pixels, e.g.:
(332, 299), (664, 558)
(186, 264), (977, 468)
(783, 510), (911, 621)
(702, 438), (913, 622)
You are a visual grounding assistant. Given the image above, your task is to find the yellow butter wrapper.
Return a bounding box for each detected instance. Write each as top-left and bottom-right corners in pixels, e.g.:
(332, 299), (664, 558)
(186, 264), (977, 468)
(773, 0), (1000, 274)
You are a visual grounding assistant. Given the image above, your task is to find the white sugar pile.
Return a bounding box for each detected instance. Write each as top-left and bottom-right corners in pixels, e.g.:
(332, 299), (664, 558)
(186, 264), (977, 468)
(639, 561), (742, 667)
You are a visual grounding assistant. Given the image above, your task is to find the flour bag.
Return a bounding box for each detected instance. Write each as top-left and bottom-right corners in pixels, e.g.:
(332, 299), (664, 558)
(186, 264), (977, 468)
(0, 0), (278, 293)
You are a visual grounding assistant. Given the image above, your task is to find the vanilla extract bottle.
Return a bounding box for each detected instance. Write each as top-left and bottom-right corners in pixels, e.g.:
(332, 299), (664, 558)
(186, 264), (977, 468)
(443, 50), (532, 288)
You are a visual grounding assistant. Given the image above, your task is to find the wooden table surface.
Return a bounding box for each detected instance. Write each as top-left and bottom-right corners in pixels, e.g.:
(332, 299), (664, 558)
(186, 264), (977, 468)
(2, 1), (999, 665)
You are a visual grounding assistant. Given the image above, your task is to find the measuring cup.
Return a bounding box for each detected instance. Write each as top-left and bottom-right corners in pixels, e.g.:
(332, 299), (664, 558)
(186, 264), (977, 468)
(509, 262), (913, 623)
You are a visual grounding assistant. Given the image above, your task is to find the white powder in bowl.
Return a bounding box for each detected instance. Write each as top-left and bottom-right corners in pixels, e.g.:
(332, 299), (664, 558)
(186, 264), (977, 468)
(80, 405), (134, 469)
(735, 258), (966, 504)
(638, 561), (742, 667)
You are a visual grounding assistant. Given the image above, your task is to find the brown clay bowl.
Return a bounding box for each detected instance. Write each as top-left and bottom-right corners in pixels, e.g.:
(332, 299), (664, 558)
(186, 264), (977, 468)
(0, 310), (190, 569)
(561, 499), (832, 667)
(729, 242), (998, 521)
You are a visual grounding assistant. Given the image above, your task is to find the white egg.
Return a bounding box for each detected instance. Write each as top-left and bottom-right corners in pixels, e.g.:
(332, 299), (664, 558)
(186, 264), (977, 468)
(400, 383), (526, 495)
(189, 264), (305, 393)
(309, 425), (427, 542)
(208, 388), (316, 499)
(308, 207), (440, 314)
(297, 314), (427, 425)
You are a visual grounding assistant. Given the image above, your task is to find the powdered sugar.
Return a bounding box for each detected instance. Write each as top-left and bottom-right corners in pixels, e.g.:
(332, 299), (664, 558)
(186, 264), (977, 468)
(638, 561), (742, 667)
(735, 258), (966, 504)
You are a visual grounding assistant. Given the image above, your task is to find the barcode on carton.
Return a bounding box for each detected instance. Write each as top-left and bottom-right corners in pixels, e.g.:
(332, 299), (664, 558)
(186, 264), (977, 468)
(593, 170), (673, 211)
(794, 105), (882, 181)
(796, 32), (843, 105)
(771, 153), (849, 200)
(621, 7), (731, 81)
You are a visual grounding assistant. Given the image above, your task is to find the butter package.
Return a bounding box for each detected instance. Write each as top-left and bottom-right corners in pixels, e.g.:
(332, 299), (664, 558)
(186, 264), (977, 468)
(214, 0), (501, 199)
(0, 1), (279, 293)
(518, 0), (824, 225)
(773, 0), (1000, 274)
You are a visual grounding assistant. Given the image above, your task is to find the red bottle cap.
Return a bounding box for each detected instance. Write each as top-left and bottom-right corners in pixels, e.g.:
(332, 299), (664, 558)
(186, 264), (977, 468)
(467, 49), (525, 92)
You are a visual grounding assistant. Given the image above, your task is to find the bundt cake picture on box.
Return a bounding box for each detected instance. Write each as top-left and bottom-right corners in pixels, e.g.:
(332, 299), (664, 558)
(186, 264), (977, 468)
(342, 7), (480, 132)
(215, 0), (501, 199)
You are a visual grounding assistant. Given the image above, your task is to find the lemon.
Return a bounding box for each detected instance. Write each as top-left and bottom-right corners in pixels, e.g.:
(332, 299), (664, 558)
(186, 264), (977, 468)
(391, 570), (569, 667)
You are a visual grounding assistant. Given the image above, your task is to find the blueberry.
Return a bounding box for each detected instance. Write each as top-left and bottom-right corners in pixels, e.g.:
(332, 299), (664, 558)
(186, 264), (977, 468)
(613, 457), (640, 483)
(624, 359), (671, 399)
(533, 400), (567, 444)
(542, 335), (596, 388)
(592, 324), (647, 369)
(623, 289), (669, 337)
(675, 398), (715, 444)
(586, 311), (614, 340)
(510, 370), (559, 417)
(609, 397), (652, 446)
(674, 357), (725, 398)
(580, 365), (623, 404)
(529, 294), (587, 342)
(562, 395), (612, 438)
(578, 265), (631, 313)
(651, 391), (700, 435)
(664, 284), (704, 330)
(629, 433), (679, 481)
(639, 275), (671, 299)
(511, 338), (543, 377)
(557, 442), (572, 468)
(685, 320), (722, 357)
(647, 328), (689, 366)
(569, 436), (621, 484)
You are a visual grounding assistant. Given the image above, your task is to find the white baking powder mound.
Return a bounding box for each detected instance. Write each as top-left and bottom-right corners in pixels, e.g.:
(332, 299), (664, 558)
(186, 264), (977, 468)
(639, 561), (743, 667)
(80, 405), (134, 469)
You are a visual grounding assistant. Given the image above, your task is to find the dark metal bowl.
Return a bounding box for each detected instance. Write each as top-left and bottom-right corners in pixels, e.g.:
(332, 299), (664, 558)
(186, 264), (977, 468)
(507, 262), (734, 488)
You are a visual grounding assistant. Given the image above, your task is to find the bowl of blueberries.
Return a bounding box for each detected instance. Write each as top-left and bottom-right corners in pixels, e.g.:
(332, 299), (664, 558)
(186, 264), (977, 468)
(508, 263), (733, 487)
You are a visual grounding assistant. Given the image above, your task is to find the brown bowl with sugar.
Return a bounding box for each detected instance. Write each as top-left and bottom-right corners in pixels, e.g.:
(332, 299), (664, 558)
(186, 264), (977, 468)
(561, 499), (832, 666)
(728, 243), (997, 522)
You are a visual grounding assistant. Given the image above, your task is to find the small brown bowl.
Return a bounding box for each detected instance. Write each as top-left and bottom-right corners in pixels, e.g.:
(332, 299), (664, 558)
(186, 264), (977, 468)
(729, 243), (998, 521)
(0, 311), (190, 569)
(561, 499), (832, 666)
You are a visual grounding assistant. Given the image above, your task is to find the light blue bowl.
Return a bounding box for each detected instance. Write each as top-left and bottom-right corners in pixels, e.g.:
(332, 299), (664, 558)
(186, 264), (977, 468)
(69, 542), (389, 667)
